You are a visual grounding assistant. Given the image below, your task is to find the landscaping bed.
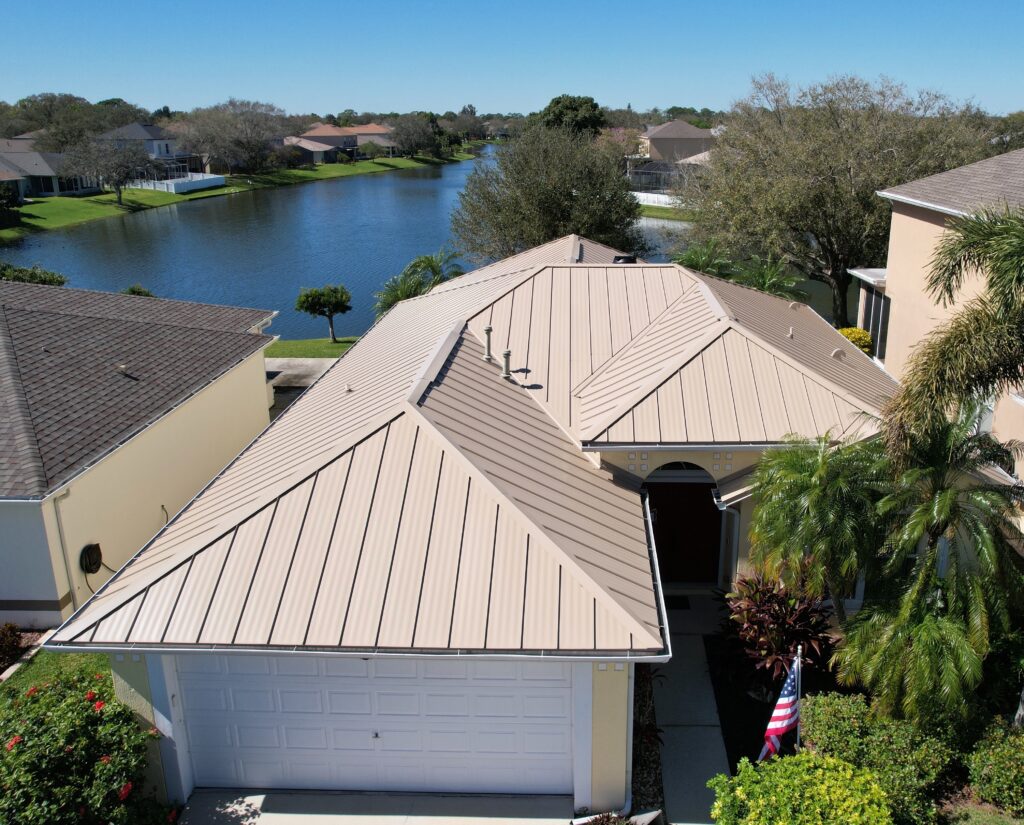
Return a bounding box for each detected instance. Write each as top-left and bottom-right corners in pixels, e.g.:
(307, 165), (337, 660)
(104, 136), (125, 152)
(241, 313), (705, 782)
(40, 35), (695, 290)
(631, 663), (664, 811)
(0, 625), (42, 675)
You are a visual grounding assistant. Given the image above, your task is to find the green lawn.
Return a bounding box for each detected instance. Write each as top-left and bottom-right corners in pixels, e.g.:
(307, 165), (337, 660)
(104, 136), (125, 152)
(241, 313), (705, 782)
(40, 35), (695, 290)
(1, 152), (478, 244)
(640, 203), (698, 221)
(946, 803), (1024, 824)
(265, 337), (357, 358)
(1, 650), (109, 695)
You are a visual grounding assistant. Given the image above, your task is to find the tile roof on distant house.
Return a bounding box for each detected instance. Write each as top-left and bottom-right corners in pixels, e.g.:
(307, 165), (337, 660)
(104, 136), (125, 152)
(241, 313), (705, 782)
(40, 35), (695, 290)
(98, 123), (173, 141)
(644, 120), (713, 139)
(0, 283), (274, 499)
(879, 148), (1024, 216)
(50, 236), (897, 660)
(284, 136), (336, 152)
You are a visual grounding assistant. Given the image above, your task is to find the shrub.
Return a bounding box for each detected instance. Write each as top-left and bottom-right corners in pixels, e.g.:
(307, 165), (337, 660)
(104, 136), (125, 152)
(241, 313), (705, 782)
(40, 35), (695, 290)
(802, 693), (952, 824)
(838, 327), (873, 354)
(708, 752), (892, 824)
(121, 283), (155, 297)
(0, 623), (22, 669)
(0, 671), (166, 824)
(0, 262), (67, 286)
(722, 574), (834, 682)
(969, 719), (1024, 816)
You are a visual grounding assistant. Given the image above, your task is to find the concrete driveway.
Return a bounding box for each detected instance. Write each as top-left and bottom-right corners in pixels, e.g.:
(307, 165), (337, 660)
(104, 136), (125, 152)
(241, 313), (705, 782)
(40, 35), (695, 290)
(180, 790), (573, 825)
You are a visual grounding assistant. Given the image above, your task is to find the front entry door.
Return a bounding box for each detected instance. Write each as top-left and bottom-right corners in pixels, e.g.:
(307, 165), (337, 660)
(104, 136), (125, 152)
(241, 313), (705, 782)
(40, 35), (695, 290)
(646, 482), (723, 585)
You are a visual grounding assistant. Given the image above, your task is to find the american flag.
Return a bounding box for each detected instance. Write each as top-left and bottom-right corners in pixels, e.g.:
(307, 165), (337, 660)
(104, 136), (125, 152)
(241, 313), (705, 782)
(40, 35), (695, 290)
(758, 654), (801, 760)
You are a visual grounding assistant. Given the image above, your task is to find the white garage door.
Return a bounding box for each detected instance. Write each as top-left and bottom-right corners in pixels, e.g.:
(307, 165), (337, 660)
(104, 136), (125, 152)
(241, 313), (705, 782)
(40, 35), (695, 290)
(175, 654), (574, 794)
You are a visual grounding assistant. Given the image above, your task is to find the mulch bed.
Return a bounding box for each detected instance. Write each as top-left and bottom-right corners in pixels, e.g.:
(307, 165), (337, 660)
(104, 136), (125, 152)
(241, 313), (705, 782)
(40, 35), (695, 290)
(703, 633), (845, 771)
(631, 663), (665, 811)
(0, 629), (41, 675)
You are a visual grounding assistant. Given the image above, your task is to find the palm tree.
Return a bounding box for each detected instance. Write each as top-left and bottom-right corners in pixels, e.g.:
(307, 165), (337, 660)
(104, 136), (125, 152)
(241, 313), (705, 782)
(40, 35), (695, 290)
(730, 255), (809, 301)
(749, 435), (886, 623)
(836, 404), (1024, 721)
(673, 240), (734, 277)
(373, 247), (464, 317)
(886, 208), (1024, 457)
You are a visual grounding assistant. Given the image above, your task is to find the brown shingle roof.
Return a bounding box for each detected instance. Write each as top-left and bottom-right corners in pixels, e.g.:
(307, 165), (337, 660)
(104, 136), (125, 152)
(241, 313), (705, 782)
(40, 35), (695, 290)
(645, 120), (713, 139)
(0, 284), (273, 498)
(879, 148), (1024, 216)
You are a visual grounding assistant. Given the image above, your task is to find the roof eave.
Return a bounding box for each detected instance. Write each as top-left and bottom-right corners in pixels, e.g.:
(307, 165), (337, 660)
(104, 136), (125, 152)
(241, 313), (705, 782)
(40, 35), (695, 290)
(877, 190), (967, 218)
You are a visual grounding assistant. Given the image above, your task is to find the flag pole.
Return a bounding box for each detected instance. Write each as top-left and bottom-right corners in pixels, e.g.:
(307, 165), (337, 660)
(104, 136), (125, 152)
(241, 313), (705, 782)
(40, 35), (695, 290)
(795, 644), (803, 749)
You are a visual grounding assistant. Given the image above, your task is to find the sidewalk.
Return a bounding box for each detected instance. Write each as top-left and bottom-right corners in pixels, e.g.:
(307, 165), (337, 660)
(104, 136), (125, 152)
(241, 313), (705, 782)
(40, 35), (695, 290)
(653, 596), (730, 825)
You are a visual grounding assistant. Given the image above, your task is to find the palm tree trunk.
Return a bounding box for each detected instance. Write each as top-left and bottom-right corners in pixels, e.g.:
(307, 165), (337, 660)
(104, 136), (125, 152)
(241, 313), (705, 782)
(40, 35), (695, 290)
(827, 576), (847, 623)
(1014, 681), (1024, 728)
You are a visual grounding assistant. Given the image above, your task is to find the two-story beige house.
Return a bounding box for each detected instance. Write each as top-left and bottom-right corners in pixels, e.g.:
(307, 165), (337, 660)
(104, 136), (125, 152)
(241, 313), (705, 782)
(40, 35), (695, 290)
(849, 148), (1024, 471)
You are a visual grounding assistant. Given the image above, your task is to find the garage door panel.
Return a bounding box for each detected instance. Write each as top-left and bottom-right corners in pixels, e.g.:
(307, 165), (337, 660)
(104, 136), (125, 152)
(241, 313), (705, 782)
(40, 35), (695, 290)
(178, 654), (573, 794)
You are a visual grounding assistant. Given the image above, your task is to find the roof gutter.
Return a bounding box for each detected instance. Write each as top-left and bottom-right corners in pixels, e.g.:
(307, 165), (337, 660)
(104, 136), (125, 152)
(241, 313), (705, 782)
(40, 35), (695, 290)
(582, 441), (785, 452)
(877, 190), (967, 218)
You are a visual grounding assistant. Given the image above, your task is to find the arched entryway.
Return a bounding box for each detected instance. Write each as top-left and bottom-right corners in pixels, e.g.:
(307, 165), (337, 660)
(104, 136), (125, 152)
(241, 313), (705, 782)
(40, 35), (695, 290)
(644, 462), (725, 589)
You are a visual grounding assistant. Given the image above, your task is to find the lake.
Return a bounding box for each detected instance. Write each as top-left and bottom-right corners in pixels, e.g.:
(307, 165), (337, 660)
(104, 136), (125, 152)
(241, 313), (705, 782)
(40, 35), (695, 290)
(0, 151), (848, 337)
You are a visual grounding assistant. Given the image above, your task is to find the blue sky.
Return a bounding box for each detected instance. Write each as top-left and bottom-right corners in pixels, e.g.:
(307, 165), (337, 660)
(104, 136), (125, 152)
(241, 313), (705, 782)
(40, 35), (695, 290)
(3, 0), (1021, 115)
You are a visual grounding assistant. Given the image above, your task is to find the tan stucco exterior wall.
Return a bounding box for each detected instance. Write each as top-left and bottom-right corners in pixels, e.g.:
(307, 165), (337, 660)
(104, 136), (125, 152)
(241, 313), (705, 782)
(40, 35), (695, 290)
(876, 201), (1024, 474)
(110, 653), (168, 802)
(590, 662), (630, 812)
(42, 349), (270, 613)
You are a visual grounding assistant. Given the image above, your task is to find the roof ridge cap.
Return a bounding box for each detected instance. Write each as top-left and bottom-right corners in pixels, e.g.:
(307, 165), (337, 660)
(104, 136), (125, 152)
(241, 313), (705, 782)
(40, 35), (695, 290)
(0, 306), (47, 496)
(405, 394), (661, 649)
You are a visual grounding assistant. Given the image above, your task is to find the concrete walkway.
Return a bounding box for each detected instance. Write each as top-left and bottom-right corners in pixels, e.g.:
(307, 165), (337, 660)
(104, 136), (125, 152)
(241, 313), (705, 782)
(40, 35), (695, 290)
(653, 596), (730, 825)
(180, 790), (573, 825)
(265, 357), (336, 388)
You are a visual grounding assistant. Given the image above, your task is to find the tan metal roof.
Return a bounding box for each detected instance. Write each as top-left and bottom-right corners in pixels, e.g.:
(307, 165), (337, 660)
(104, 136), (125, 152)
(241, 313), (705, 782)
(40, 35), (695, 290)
(51, 237), (897, 657)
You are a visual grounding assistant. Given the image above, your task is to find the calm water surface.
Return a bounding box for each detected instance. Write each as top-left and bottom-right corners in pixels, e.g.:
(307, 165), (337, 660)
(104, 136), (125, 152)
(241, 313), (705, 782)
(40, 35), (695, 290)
(5, 153), (848, 336)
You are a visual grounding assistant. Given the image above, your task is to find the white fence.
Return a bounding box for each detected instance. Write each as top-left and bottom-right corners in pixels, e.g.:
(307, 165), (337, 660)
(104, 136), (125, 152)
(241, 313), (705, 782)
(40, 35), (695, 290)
(128, 173), (225, 194)
(632, 192), (676, 206)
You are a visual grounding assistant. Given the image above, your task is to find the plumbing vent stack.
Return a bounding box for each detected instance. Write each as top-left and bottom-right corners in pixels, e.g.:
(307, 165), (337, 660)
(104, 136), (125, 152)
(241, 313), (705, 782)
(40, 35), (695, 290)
(787, 327), (794, 339)
(501, 350), (512, 380)
(830, 348), (844, 359)
(482, 325), (494, 361)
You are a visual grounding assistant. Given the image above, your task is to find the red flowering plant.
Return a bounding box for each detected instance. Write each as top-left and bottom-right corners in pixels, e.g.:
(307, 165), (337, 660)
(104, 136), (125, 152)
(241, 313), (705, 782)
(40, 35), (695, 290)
(0, 670), (169, 824)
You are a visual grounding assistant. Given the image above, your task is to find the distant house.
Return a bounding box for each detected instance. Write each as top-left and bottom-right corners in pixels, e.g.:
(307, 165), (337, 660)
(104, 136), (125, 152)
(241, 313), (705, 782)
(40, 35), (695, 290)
(299, 123), (397, 157)
(0, 282), (276, 628)
(639, 120), (716, 162)
(0, 157), (26, 201)
(0, 137), (100, 198)
(97, 123), (225, 193)
(282, 136), (340, 164)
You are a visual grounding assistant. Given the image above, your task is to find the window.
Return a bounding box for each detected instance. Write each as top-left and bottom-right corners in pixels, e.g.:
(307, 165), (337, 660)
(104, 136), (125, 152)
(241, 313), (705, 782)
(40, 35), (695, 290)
(37, 176), (54, 194)
(860, 283), (890, 360)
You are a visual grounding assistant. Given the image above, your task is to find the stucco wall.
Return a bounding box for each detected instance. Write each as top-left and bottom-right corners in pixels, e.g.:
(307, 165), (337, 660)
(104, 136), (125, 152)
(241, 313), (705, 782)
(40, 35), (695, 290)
(41, 350), (270, 612)
(590, 662), (631, 812)
(0, 502), (65, 627)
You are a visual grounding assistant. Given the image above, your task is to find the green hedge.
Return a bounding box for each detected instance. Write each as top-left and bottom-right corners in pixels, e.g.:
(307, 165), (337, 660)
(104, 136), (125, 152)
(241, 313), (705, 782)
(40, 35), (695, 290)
(708, 752), (892, 824)
(969, 719), (1024, 817)
(802, 693), (952, 825)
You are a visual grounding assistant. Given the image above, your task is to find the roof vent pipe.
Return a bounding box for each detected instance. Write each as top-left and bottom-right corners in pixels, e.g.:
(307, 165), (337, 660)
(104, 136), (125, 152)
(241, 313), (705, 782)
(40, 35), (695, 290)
(787, 326), (794, 338)
(830, 348), (844, 359)
(482, 325), (494, 362)
(501, 350), (512, 380)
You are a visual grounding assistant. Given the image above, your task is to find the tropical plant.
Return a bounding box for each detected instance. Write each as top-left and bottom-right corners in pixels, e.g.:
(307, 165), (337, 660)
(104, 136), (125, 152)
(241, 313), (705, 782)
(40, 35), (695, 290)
(886, 209), (1024, 456)
(295, 284), (352, 343)
(730, 255), (808, 301)
(802, 693), (953, 825)
(673, 240), (733, 277)
(968, 719), (1024, 816)
(835, 404), (1024, 723)
(839, 327), (874, 355)
(0, 672), (167, 824)
(120, 284), (154, 297)
(708, 752), (893, 825)
(749, 435), (886, 622)
(373, 248), (463, 316)
(688, 74), (992, 325)
(722, 574), (834, 683)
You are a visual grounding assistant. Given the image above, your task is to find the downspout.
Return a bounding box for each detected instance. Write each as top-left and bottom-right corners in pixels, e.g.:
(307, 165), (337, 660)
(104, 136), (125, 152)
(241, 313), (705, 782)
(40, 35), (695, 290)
(619, 662), (635, 818)
(51, 489), (77, 611)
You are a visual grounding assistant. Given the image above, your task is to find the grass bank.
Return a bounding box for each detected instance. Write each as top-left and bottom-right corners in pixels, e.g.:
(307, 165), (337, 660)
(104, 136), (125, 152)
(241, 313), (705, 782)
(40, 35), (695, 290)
(265, 337), (357, 358)
(640, 203), (698, 221)
(1, 649), (109, 695)
(0, 152), (477, 244)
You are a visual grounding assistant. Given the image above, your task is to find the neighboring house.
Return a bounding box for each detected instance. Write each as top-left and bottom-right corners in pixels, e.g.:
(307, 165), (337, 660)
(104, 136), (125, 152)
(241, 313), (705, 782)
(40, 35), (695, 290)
(49, 235), (896, 812)
(282, 136), (340, 164)
(849, 148), (1024, 473)
(0, 157), (26, 201)
(0, 137), (99, 197)
(639, 120), (715, 162)
(299, 123), (397, 157)
(97, 123), (225, 193)
(0, 283), (276, 628)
